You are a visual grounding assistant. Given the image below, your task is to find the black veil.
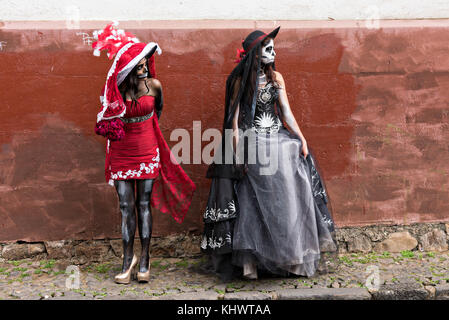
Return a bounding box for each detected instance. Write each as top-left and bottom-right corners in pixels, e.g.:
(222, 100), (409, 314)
(206, 38), (269, 178)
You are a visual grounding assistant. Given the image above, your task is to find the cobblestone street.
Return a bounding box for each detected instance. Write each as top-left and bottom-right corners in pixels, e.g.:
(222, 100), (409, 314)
(0, 251), (448, 300)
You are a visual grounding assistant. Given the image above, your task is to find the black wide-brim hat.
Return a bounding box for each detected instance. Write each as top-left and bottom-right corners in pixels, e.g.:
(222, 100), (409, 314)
(242, 26), (280, 54)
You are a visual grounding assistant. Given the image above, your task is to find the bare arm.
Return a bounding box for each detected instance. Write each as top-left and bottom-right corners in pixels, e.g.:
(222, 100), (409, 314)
(148, 78), (163, 119)
(275, 71), (309, 157)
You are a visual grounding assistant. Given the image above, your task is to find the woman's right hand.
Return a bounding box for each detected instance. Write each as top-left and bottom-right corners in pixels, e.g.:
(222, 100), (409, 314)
(301, 139), (309, 158)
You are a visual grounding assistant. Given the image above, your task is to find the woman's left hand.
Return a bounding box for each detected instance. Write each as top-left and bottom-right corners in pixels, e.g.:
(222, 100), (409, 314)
(301, 140), (309, 158)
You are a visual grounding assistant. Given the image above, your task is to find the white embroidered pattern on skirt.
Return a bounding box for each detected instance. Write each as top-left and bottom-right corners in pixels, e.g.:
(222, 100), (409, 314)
(201, 231), (232, 250)
(203, 200), (237, 221)
(110, 148), (160, 180)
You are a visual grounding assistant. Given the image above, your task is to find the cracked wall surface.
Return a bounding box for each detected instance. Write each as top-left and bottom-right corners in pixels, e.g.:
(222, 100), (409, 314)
(1, 21), (449, 241)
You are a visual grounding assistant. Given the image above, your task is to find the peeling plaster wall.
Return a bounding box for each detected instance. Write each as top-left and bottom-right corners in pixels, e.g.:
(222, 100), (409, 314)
(1, 19), (449, 241)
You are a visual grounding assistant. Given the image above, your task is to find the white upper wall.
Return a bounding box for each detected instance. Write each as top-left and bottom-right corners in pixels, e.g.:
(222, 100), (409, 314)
(1, 0), (449, 21)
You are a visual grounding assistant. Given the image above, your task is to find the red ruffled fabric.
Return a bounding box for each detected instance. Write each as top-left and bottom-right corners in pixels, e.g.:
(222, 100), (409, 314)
(150, 117), (196, 223)
(92, 22), (139, 60)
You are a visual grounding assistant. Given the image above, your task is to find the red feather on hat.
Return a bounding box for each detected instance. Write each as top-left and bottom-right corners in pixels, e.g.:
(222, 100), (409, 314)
(92, 21), (139, 59)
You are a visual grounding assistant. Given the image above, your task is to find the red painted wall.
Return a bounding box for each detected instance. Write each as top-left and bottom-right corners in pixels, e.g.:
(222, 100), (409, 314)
(1, 23), (448, 242)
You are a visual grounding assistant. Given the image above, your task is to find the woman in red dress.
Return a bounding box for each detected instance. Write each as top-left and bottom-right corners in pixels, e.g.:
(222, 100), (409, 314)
(93, 23), (196, 284)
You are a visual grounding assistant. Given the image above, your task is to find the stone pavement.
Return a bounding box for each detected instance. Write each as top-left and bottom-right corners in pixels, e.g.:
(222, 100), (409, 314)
(0, 251), (448, 300)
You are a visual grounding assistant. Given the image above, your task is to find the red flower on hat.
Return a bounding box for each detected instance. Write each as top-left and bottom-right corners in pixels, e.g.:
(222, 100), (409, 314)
(235, 48), (246, 63)
(234, 39), (246, 63)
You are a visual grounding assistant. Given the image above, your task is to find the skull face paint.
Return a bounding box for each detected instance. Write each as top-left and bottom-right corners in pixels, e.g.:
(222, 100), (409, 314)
(261, 39), (276, 65)
(136, 57), (149, 79)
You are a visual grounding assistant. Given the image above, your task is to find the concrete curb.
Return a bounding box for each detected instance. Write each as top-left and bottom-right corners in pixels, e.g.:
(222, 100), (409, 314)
(370, 283), (430, 300)
(155, 291), (220, 300)
(435, 284), (449, 300)
(223, 291), (273, 300)
(125, 288), (374, 300)
(274, 288), (371, 300)
(158, 286), (449, 300)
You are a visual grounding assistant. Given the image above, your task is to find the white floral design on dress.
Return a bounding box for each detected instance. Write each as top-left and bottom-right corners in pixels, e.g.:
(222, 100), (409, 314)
(259, 89), (272, 104)
(201, 231), (232, 250)
(110, 148), (160, 180)
(254, 112), (281, 134)
(203, 200), (237, 221)
(200, 235), (208, 250)
(257, 82), (273, 104)
(254, 112), (275, 128)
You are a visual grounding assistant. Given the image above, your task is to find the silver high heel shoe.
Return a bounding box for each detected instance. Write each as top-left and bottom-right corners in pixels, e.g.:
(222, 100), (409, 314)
(114, 255), (138, 284)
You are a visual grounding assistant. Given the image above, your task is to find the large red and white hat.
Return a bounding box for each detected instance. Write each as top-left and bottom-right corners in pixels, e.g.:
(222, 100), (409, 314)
(92, 22), (162, 123)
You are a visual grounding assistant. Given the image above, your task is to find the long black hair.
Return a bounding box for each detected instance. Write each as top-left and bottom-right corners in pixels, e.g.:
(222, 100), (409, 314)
(223, 42), (260, 131)
(207, 41), (265, 179)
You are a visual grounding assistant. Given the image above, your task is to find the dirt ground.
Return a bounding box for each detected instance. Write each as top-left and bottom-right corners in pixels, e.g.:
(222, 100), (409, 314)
(0, 250), (448, 300)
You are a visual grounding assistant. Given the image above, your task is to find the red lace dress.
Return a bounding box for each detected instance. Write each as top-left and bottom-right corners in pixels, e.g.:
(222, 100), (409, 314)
(103, 94), (196, 224)
(108, 95), (160, 181)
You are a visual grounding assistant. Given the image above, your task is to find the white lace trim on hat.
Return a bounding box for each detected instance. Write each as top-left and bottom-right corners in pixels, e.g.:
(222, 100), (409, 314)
(96, 42), (135, 123)
(117, 42), (162, 86)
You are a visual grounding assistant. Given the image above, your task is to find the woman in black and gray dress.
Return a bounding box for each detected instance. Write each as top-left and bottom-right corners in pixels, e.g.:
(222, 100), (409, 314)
(202, 27), (337, 281)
